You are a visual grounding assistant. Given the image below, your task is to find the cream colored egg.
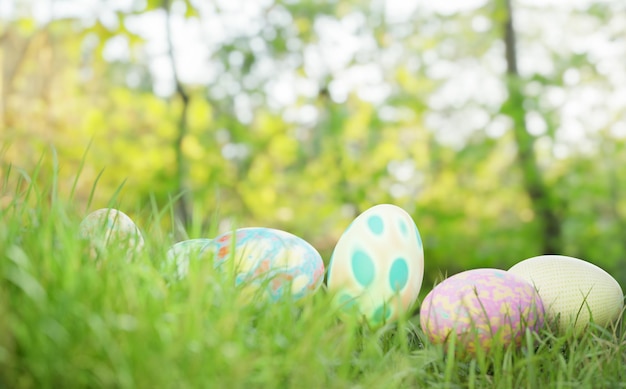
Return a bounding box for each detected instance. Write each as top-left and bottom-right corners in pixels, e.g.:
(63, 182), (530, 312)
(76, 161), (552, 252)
(508, 255), (624, 335)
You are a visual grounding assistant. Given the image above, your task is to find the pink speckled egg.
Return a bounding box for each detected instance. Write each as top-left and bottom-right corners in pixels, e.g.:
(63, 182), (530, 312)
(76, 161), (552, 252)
(420, 268), (544, 356)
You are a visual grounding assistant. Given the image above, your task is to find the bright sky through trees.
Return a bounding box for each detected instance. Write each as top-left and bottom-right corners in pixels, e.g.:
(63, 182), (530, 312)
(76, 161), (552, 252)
(3, 0), (624, 156)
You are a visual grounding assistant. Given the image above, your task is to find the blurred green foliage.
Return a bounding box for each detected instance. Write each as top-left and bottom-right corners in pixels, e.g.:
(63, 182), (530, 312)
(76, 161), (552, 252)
(2, 0), (626, 289)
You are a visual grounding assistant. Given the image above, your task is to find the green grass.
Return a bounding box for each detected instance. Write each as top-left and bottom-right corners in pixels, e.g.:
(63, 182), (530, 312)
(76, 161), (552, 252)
(1, 164), (626, 388)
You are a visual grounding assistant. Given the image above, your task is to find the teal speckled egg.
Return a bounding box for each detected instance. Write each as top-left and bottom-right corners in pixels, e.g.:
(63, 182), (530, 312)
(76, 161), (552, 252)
(206, 228), (325, 301)
(327, 204), (424, 326)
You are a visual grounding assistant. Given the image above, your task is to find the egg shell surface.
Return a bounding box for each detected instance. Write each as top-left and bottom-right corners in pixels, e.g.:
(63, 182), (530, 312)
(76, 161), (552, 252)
(508, 255), (624, 335)
(79, 208), (145, 258)
(165, 238), (213, 279)
(420, 268), (544, 356)
(327, 204), (424, 325)
(207, 227), (325, 301)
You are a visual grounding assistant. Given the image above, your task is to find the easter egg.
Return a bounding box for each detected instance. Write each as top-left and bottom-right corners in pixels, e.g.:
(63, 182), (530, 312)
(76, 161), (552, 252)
(206, 227), (325, 301)
(508, 255), (624, 335)
(165, 238), (213, 279)
(327, 204), (424, 325)
(420, 269), (544, 356)
(79, 208), (144, 259)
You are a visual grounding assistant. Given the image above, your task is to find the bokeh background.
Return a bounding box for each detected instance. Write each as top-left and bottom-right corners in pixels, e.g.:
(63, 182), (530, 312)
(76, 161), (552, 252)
(2, 0), (626, 288)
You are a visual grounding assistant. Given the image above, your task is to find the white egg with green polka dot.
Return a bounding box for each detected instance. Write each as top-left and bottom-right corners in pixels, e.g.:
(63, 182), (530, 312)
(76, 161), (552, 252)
(327, 204), (424, 326)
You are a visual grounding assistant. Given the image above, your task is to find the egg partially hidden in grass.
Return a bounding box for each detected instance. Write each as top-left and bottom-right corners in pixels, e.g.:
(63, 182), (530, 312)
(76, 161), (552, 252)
(79, 208), (145, 259)
(165, 238), (213, 280)
(188, 227), (326, 301)
(420, 268), (544, 356)
(327, 204), (425, 326)
(508, 255), (624, 335)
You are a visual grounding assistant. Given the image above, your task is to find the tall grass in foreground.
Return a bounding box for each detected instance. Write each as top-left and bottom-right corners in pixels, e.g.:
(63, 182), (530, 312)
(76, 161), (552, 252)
(1, 162), (626, 388)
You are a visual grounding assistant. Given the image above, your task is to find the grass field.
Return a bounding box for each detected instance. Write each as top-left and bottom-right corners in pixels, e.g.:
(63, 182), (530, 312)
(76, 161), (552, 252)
(2, 165), (626, 388)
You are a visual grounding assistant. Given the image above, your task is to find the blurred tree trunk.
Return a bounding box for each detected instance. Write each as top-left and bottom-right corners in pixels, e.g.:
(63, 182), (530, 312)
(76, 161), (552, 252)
(501, 0), (562, 254)
(163, 0), (191, 229)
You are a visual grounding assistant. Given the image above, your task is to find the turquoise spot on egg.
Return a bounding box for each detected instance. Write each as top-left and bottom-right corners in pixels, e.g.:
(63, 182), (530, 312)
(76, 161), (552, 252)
(493, 270), (506, 278)
(435, 306), (450, 320)
(399, 219), (408, 236)
(337, 293), (357, 311)
(372, 305), (392, 324)
(351, 249), (375, 286)
(415, 225), (423, 249)
(367, 215), (384, 235)
(389, 257), (409, 291)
